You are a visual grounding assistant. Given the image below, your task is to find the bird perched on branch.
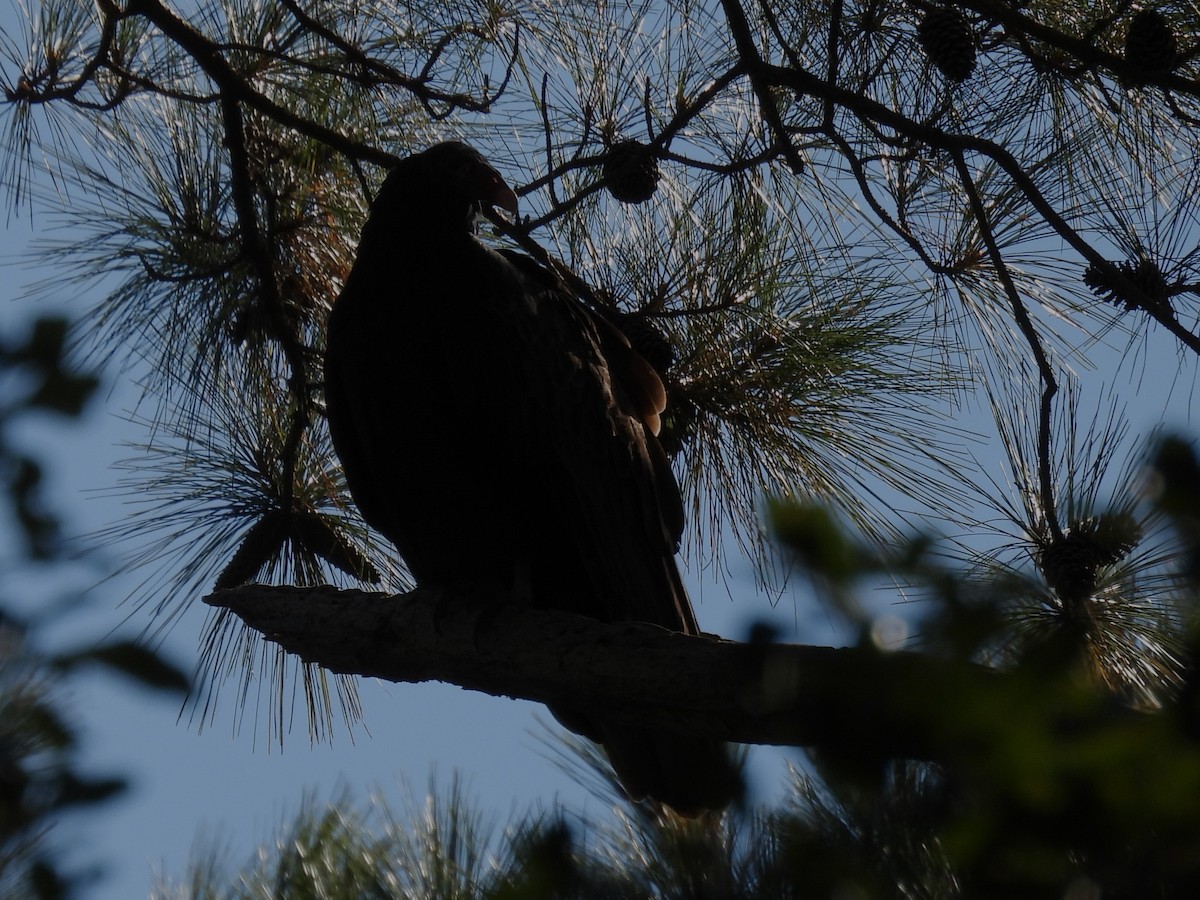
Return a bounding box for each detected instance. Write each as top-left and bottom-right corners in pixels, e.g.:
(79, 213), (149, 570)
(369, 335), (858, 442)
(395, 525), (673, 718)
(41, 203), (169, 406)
(324, 141), (736, 815)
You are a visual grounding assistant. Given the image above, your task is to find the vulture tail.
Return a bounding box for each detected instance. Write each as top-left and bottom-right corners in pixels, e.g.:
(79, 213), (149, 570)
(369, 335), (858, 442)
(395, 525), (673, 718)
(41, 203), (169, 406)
(548, 559), (740, 816)
(599, 725), (740, 816)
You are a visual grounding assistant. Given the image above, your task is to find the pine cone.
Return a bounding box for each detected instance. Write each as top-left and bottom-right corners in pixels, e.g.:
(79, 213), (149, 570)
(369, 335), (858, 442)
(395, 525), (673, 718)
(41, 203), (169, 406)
(603, 140), (661, 204)
(1038, 514), (1141, 607)
(1083, 258), (1169, 313)
(917, 7), (977, 83)
(1125, 8), (1179, 83)
(1039, 533), (1105, 607)
(658, 395), (697, 459)
(616, 312), (675, 375)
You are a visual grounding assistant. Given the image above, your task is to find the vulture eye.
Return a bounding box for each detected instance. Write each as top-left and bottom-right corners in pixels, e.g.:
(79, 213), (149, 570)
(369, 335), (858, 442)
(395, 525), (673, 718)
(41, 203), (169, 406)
(447, 149), (518, 216)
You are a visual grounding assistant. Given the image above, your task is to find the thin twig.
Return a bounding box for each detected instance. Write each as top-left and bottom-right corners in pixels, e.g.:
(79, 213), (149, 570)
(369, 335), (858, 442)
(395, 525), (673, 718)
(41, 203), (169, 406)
(953, 153), (1062, 542)
(538, 72), (560, 207)
(824, 128), (951, 275)
(719, 0), (807, 175)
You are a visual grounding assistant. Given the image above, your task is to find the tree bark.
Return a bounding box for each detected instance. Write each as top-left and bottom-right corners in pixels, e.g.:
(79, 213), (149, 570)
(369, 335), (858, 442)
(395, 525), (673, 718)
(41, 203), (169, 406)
(206, 583), (1006, 761)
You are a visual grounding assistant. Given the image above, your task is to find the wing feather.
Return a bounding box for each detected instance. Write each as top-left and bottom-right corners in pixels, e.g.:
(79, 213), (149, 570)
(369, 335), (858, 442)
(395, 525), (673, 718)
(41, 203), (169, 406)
(491, 249), (694, 632)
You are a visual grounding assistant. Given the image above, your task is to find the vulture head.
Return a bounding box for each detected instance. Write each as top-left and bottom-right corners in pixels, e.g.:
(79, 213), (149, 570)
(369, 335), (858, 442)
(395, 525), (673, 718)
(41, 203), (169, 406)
(366, 141), (519, 238)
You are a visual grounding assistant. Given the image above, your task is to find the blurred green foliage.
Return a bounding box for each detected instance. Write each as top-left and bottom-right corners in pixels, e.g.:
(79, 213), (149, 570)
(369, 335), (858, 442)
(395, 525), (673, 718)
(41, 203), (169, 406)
(0, 316), (99, 559)
(1, 316), (187, 899)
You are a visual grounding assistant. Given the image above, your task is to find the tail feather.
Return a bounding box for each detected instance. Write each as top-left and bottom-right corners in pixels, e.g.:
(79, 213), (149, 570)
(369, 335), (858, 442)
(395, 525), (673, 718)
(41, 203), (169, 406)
(598, 723), (741, 816)
(554, 715), (734, 820)
(548, 706), (738, 815)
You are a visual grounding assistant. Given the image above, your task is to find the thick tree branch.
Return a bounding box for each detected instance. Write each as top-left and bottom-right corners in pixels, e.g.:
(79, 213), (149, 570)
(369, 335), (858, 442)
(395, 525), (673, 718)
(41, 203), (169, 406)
(208, 583), (1032, 762)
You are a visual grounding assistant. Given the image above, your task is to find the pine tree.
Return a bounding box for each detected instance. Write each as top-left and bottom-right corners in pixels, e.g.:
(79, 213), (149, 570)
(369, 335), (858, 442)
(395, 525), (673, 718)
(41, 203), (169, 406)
(5, 0), (1200, 893)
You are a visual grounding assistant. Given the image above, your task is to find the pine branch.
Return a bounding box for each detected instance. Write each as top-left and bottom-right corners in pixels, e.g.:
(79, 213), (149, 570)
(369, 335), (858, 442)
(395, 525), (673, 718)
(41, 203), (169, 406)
(207, 582), (1114, 763)
(122, 0), (394, 167)
(716, 0), (1200, 357)
(952, 152), (1063, 543)
(718, 0), (806, 174)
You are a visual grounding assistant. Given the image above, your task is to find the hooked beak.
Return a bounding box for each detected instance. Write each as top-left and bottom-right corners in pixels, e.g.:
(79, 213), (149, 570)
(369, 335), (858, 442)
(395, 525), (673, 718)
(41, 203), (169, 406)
(486, 169), (519, 217)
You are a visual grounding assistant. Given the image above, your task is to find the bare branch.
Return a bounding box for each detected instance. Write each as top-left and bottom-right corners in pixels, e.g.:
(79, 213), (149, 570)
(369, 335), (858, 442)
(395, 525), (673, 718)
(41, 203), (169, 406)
(124, 0), (394, 167)
(953, 153), (1062, 541)
(208, 582), (1014, 760)
(719, 0), (807, 175)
